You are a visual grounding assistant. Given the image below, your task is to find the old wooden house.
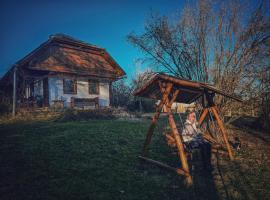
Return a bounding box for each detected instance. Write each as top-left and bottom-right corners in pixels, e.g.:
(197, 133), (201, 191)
(0, 34), (126, 110)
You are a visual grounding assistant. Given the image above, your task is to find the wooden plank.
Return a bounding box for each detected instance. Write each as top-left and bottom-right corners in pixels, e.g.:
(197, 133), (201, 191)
(134, 73), (243, 103)
(202, 84), (243, 102)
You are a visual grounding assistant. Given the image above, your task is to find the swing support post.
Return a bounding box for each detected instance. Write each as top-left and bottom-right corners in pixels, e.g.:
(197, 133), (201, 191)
(163, 86), (192, 185)
(210, 106), (234, 160)
(142, 83), (173, 156)
(140, 82), (192, 186)
(165, 100), (192, 185)
(198, 92), (234, 160)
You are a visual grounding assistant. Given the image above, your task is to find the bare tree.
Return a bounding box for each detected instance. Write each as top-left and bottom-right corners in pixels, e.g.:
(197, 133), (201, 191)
(127, 16), (207, 81)
(131, 69), (156, 112)
(127, 0), (270, 121)
(112, 79), (132, 108)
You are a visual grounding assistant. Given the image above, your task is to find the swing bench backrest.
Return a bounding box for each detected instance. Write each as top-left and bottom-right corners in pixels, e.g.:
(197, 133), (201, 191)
(164, 122), (191, 152)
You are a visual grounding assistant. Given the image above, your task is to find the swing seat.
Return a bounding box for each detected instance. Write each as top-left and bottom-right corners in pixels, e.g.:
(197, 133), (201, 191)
(165, 130), (229, 159)
(164, 131), (212, 173)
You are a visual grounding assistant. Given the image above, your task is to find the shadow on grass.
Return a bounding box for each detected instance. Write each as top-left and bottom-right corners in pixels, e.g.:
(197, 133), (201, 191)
(136, 155), (220, 200)
(137, 122), (220, 200)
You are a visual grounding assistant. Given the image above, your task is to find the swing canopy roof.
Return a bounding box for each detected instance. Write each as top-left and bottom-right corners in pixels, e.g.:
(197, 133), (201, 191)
(134, 73), (242, 104)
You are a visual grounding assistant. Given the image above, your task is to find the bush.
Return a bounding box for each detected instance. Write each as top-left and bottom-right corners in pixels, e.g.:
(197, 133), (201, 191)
(0, 103), (11, 115)
(56, 108), (115, 122)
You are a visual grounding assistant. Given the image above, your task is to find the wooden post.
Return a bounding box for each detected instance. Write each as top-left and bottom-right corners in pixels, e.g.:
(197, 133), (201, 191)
(165, 91), (192, 186)
(12, 67), (17, 117)
(43, 78), (49, 107)
(142, 83), (173, 156)
(109, 82), (112, 106)
(198, 108), (208, 125)
(211, 106), (234, 160)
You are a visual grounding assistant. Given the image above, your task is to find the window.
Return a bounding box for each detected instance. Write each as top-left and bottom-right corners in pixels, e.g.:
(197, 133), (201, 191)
(88, 80), (99, 94)
(63, 79), (77, 94)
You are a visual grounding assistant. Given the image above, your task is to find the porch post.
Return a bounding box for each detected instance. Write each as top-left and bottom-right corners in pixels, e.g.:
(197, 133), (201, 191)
(43, 77), (49, 107)
(12, 67), (17, 117)
(109, 82), (112, 107)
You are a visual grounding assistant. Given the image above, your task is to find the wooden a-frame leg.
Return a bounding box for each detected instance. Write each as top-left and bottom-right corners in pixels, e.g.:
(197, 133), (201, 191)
(198, 108), (208, 125)
(142, 83), (173, 156)
(165, 92), (192, 186)
(210, 106), (234, 160)
(199, 108), (218, 142)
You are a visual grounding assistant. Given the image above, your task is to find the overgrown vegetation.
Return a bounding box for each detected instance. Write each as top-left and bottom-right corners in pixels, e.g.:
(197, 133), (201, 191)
(111, 72), (156, 113)
(0, 102), (11, 115)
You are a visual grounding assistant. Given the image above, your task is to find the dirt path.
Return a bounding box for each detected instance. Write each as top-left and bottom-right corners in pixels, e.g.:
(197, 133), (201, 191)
(212, 126), (270, 200)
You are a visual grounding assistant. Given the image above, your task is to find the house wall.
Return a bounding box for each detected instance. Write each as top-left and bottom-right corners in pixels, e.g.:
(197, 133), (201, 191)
(48, 77), (110, 107)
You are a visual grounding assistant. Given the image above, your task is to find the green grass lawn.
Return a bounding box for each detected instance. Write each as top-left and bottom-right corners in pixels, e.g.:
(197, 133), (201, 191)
(0, 118), (269, 200)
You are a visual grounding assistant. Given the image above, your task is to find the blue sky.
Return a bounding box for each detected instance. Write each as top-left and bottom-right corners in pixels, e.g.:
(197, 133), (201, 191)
(0, 0), (185, 79)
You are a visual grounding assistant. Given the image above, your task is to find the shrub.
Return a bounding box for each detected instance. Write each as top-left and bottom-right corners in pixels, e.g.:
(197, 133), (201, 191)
(0, 103), (11, 115)
(56, 108), (115, 122)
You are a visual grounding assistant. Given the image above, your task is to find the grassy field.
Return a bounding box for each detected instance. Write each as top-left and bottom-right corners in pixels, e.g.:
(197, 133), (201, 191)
(0, 118), (269, 200)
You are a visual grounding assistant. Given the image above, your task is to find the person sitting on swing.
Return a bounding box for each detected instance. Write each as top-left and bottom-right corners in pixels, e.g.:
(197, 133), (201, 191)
(181, 111), (212, 170)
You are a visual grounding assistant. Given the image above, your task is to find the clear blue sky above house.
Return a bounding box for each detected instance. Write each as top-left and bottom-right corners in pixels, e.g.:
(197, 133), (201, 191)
(0, 0), (185, 80)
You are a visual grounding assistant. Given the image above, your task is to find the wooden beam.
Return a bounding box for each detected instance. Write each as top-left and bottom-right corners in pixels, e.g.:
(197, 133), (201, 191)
(165, 133), (176, 147)
(165, 92), (192, 186)
(138, 156), (188, 177)
(168, 89), (180, 106)
(210, 106), (234, 160)
(165, 133), (175, 143)
(158, 74), (201, 88)
(198, 108), (208, 125)
(142, 83), (173, 156)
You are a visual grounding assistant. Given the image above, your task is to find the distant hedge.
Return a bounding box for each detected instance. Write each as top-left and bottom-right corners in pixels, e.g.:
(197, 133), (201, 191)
(56, 108), (115, 122)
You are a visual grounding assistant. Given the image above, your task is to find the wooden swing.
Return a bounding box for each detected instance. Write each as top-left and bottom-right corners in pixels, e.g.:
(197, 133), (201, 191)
(134, 73), (242, 186)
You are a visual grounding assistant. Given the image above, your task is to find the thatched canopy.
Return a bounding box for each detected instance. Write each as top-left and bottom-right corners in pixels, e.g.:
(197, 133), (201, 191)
(134, 73), (242, 104)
